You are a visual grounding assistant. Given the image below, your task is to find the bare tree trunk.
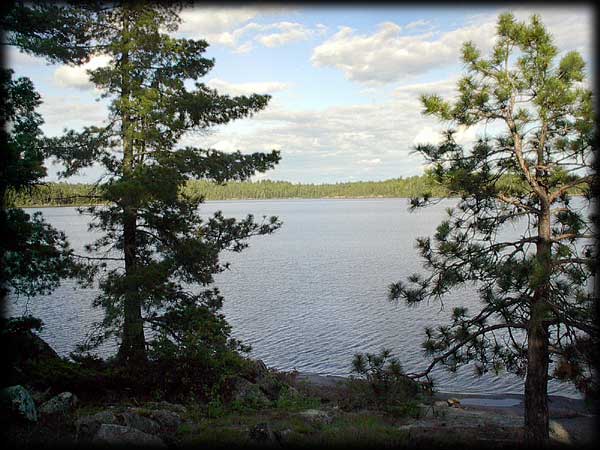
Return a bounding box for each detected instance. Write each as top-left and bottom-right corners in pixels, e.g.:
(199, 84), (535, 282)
(524, 304), (550, 445)
(525, 201), (551, 446)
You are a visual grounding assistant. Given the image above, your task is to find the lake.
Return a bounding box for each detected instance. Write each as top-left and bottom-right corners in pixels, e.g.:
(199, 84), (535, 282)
(8, 198), (583, 398)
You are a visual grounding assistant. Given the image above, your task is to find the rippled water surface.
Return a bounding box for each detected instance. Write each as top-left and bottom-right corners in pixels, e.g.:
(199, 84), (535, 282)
(9, 199), (583, 398)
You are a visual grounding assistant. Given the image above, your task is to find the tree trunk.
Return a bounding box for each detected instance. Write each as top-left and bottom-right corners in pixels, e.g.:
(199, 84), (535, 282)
(525, 201), (551, 446)
(524, 304), (550, 445)
(118, 208), (146, 366)
(116, 9), (146, 366)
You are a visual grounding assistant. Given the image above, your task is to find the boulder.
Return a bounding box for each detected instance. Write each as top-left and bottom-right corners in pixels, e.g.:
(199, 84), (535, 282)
(121, 411), (161, 434)
(9, 330), (61, 364)
(298, 409), (334, 424)
(29, 387), (52, 405)
(39, 392), (78, 416)
(231, 377), (271, 407)
(93, 424), (166, 447)
(257, 375), (285, 401)
(76, 410), (119, 438)
(144, 401), (187, 414)
(0, 385), (38, 422)
(147, 409), (183, 429)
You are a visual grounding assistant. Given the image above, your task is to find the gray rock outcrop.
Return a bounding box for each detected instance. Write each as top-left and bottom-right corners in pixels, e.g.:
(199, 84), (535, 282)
(0, 385), (38, 422)
(231, 377), (271, 407)
(93, 423), (166, 447)
(39, 392), (78, 416)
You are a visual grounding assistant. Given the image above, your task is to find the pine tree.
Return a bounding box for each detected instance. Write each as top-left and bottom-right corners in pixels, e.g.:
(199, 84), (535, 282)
(0, 0), (100, 64)
(42, 3), (281, 367)
(388, 13), (596, 445)
(1, 1), (99, 299)
(0, 69), (90, 300)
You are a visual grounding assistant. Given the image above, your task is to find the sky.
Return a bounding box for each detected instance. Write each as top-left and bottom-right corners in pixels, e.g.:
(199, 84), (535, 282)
(6, 4), (595, 184)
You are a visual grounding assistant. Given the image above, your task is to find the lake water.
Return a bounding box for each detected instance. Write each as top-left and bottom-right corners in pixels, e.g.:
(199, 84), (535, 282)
(8, 199), (583, 398)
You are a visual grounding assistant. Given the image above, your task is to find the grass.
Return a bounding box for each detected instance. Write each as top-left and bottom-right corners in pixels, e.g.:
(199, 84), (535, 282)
(175, 406), (412, 448)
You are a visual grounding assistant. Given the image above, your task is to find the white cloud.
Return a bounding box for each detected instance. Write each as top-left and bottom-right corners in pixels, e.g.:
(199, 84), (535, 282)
(6, 47), (47, 67)
(311, 21), (497, 84)
(177, 6), (316, 52)
(37, 94), (109, 136)
(206, 78), (291, 96)
(311, 7), (592, 85)
(357, 158), (382, 166)
(178, 7), (324, 52)
(257, 22), (315, 47)
(412, 124), (479, 146)
(404, 19), (432, 30)
(177, 72), (508, 182)
(412, 126), (442, 146)
(179, 87), (439, 180)
(53, 55), (111, 90)
(178, 7), (262, 36)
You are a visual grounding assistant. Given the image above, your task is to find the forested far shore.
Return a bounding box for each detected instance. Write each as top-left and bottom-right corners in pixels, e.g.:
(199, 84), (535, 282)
(7, 176), (446, 206)
(7, 175), (582, 208)
(8, 173), (581, 207)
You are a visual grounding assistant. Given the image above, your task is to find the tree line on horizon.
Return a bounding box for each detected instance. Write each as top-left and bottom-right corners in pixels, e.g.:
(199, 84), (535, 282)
(7, 173), (587, 207)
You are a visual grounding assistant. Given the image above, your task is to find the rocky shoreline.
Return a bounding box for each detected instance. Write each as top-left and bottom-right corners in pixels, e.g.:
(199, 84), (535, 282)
(296, 372), (598, 446)
(2, 332), (597, 448)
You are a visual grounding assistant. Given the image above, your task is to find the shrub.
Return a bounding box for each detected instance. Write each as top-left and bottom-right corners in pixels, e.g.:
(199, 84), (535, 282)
(350, 349), (420, 410)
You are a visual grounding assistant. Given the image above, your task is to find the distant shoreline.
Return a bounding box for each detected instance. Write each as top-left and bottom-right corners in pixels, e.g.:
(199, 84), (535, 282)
(17, 196), (459, 208)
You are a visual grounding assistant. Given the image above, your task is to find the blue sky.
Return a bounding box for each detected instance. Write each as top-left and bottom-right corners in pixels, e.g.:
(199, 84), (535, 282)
(6, 5), (594, 184)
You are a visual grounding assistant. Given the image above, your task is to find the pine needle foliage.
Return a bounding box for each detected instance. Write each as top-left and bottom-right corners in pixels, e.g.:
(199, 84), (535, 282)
(388, 13), (596, 444)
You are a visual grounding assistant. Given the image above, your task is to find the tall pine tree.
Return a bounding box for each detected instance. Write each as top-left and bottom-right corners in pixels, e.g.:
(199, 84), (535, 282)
(43, 3), (281, 366)
(1, 0), (99, 303)
(389, 13), (596, 445)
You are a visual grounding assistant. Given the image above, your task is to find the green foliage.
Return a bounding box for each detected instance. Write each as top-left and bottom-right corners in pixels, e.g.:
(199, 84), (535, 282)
(8, 176), (452, 206)
(145, 294), (249, 400)
(350, 349), (420, 410)
(389, 12), (597, 413)
(34, 4), (282, 366)
(1, 1), (99, 65)
(1, 69), (91, 300)
(274, 387), (320, 411)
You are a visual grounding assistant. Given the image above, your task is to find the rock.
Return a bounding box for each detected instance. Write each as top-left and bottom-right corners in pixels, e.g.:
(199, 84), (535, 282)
(76, 411), (119, 438)
(0, 385), (38, 422)
(8, 330), (61, 364)
(29, 387), (52, 405)
(249, 422), (278, 444)
(298, 409), (334, 424)
(93, 424), (166, 447)
(447, 398), (461, 408)
(147, 409), (182, 429)
(258, 376), (285, 401)
(39, 392), (78, 416)
(550, 419), (572, 444)
(121, 411), (161, 434)
(144, 401), (187, 414)
(231, 377), (271, 407)
(253, 359), (269, 377)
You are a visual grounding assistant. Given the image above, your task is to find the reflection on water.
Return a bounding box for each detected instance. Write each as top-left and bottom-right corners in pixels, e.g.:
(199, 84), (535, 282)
(8, 198), (586, 398)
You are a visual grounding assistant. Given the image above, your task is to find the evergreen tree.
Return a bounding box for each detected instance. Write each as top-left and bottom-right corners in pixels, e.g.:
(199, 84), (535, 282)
(0, 69), (91, 301)
(0, 1), (106, 64)
(1, 1), (99, 301)
(43, 3), (281, 368)
(388, 13), (596, 445)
